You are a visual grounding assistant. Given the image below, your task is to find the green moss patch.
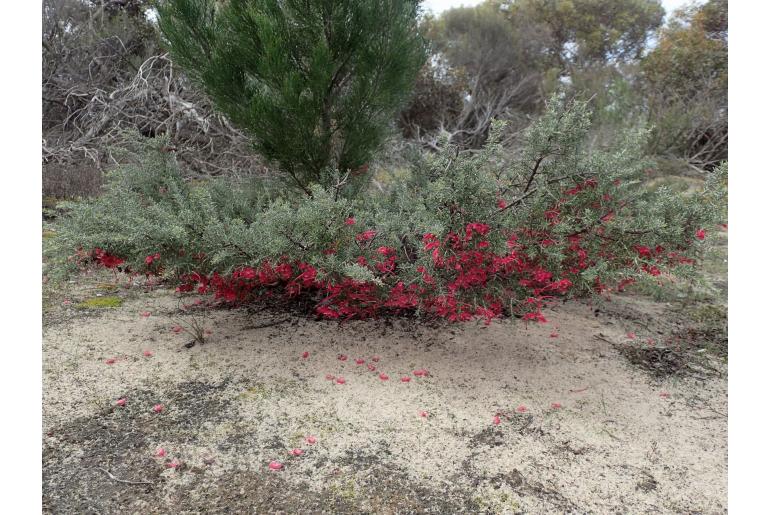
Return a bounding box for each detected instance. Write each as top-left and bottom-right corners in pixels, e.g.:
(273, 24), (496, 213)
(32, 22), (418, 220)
(76, 296), (123, 309)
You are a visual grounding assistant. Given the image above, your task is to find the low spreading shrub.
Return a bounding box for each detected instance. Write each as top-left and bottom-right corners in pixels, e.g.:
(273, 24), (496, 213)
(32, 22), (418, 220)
(48, 97), (726, 324)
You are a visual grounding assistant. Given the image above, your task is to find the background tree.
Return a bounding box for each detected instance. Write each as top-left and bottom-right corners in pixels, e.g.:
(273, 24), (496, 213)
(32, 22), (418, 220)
(496, 0), (665, 70)
(157, 0), (426, 197)
(641, 0), (728, 169)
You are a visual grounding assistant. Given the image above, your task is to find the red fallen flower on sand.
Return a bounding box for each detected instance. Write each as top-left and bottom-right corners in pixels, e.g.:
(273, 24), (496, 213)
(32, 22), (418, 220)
(305, 436), (317, 444)
(116, 398), (126, 407)
(550, 402), (562, 409)
(371, 356), (380, 362)
(400, 376), (411, 383)
(379, 373), (389, 381)
(550, 332), (559, 338)
(145, 252), (161, 266)
(355, 358), (365, 365)
(325, 374), (336, 381)
(696, 228), (706, 240)
(153, 404), (164, 413)
(172, 326), (183, 333)
(419, 411), (429, 418)
(302, 351), (309, 359)
(140, 311), (151, 317)
(493, 415), (501, 425)
(336, 377), (346, 385)
(497, 199), (507, 209)
(289, 448), (304, 456)
(338, 354), (348, 361)
(627, 332), (636, 339)
(413, 369), (429, 377)
(155, 448), (166, 457)
(659, 391), (671, 399)
(367, 363), (377, 372)
(143, 350), (154, 357)
(166, 459), (181, 469)
(105, 358), (116, 365)
(344, 217), (356, 226)
(268, 461), (283, 470)
(516, 405), (528, 413)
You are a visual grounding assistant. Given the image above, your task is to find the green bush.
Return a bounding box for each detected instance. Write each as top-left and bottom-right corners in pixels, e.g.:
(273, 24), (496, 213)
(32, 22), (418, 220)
(48, 96), (726, 323)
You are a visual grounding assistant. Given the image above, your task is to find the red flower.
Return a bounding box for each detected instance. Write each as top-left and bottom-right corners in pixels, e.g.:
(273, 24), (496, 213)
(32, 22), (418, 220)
(268, 461), (283, 471)
(143, 350), (154, 357)
(419, 410), (429, 418)
(515, 405), (528, 413)
(305, 436), (317, 444)
(367, 363), (377, 372)
(302, 351), (309, 359)
(153, 404), (164, 413)
(145, 252), (161, 266)
(344, 217), (356, 226)
(696, 228), (706, 240)
(493, 415), (501, 425)
(336, 377), (346, 384)
(550, 402), (562, 409)
(105, 358), (116, 365)
(497, 199), (507, 209)
(155, 448), (166, 457)
(338, 354), (348, 361)
(379, 373), (389, 381)
(289, 448), (304, 456)
(356, 230), (377, 243)
(400, 376), (411, 383)
(371, 356), (380, 362)
(116, 398), (126, 407)
(355, 358), (365, 365)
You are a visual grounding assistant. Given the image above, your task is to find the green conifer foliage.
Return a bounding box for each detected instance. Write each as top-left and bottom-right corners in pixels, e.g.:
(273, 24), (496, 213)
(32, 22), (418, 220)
(157, 0), (426, 196)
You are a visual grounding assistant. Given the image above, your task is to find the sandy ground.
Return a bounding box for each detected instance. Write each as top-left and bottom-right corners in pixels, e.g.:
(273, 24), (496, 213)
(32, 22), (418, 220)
(42, 272), (727, 514)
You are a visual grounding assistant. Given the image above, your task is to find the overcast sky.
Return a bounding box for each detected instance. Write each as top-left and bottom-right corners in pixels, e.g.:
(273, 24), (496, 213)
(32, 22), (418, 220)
(422, 0), (700, 17)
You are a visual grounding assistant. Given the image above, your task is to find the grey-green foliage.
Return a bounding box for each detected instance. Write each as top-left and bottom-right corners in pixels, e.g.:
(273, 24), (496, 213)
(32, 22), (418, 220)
(48, 95), (726, 309)
(157, 0), (426, 196)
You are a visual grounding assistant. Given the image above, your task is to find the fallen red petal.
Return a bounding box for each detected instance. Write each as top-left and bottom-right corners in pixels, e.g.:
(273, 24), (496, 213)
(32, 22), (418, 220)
(140, 311), (151, 317)
(302, 351), (309, 359)
(336, 377), (346, 384)
(105, 358), (116, 365)
(367, 363), (377, 372)
(305, 436), (317, 444)
(143, 350), (154, 357)
(379, 373), (389, 381)
(550, 402), (562, 409)
(172, 326), (183, 333)
(155, 448), (166, 457)
(153, 404), (164, 413)
(325, 374), (336, 381)
(400, 376), (411, 383)
(419, 411), (429, 418)
(268, 461), (283, 470)
(116, 398), (126, 407)
(337, 354), (348, 361)
(659, 391), (671, 398)
(516, 405), (528, 413)
(355, 358), (365, 365)
(371, 356), (380, 362)
(493, 415), (501, 425)
(289, 448), (304, 456)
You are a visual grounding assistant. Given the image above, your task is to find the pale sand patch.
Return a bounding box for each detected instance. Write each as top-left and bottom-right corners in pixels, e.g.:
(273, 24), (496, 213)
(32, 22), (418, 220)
(43, 283), (727, 513)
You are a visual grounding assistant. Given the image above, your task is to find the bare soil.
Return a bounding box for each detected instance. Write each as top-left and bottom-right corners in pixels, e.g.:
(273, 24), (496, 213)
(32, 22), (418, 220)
(42, 267), (727, 514)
